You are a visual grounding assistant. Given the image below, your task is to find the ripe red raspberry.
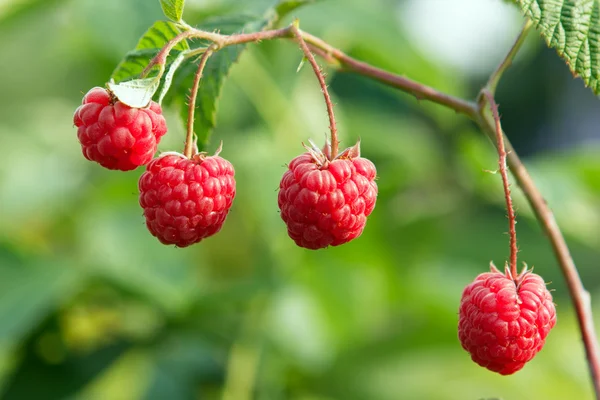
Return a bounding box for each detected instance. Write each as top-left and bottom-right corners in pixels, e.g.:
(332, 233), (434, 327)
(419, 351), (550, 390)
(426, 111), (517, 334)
(278, 141), (377, 249)
(458, 264), (556, 375)
(73, 87), (167, 171)
(138, 149), (236, 247)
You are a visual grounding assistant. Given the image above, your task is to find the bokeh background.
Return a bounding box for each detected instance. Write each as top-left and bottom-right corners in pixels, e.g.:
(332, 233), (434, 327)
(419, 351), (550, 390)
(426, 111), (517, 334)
(1, 0), (599, 398)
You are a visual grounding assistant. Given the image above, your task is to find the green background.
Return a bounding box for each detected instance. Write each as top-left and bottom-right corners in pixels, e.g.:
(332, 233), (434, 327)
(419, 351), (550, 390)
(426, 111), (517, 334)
(1, 0), (599, 399)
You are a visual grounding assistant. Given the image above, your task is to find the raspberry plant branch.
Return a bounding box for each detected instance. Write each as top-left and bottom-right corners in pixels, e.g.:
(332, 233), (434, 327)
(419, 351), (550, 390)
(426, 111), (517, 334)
(184, 47), (214, 158)
(486, 19), (532, 95)
(290, 23), (339, 158)
(483, 90), (518, 277)
(298, 31), (479, 118)
(133, 19), (600, 394)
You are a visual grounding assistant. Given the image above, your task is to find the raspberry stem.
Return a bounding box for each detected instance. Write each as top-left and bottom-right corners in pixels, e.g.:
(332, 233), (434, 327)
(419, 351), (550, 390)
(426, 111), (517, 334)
(184, 47), (214, 159)
(142, 24), (476, 118)
(290, 23), (339, 159)
(140, 30), (196, 79)
(483, 90), (518, 278)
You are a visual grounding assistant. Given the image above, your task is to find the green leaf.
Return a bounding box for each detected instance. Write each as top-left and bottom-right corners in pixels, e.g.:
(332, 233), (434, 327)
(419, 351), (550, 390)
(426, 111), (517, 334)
(160, 0), (185, 22)
(515, 0), (600, 94)
(108, 78), (160, 108)
(111, 20), (189, 84)
(275, 0), (322, 19)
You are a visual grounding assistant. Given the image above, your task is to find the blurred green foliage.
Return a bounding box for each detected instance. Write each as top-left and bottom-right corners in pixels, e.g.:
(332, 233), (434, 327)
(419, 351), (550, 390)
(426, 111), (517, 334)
(0, 0), (599, 399)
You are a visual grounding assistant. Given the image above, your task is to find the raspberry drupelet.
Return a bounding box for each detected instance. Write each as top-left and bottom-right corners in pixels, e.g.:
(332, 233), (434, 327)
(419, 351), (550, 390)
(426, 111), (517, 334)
(458, 264), (556, 375)
(278, 141), (378, 249)
(74, 87), (167, 171)
(138, 150), (236, 247)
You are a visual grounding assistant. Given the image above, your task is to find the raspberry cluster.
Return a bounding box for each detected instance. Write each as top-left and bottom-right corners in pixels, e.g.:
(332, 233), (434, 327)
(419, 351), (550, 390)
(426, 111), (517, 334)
(278, 142), (378, 249)
(458, 265), (556, 375)
(73, 88), (377, 249)
(73, 87), (238, 246)
(74, 87), (167, 171)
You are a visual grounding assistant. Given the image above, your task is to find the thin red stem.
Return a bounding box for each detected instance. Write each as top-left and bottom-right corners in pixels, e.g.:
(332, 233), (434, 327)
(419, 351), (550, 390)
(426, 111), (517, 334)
(299, 32), (478, 118)
(483, 91), (518, 277)
(184, 48), (213, 158)
(220, 27), (292, 46)
(142, 28), (293, 79)
(478, 108), (600, 398)
(140, 30), (196, 78)
(290, 25), (339, 159)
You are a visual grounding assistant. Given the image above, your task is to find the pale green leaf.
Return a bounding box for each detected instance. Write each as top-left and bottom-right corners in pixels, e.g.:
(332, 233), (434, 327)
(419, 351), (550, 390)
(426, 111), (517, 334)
(515, 0), (600, 93)
(107, 78), (160, 108)
(296, 55), (308, 72)
(158, 50), (189, 104)
(160, 0), (185, 22)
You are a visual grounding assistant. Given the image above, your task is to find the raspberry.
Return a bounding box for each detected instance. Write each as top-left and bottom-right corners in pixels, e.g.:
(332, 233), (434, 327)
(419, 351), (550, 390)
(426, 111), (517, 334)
(138, 150), (236, 247)
(277, 141), (377, 249)
(458, 264), (556, 375)
(73, 87), (167, 171)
